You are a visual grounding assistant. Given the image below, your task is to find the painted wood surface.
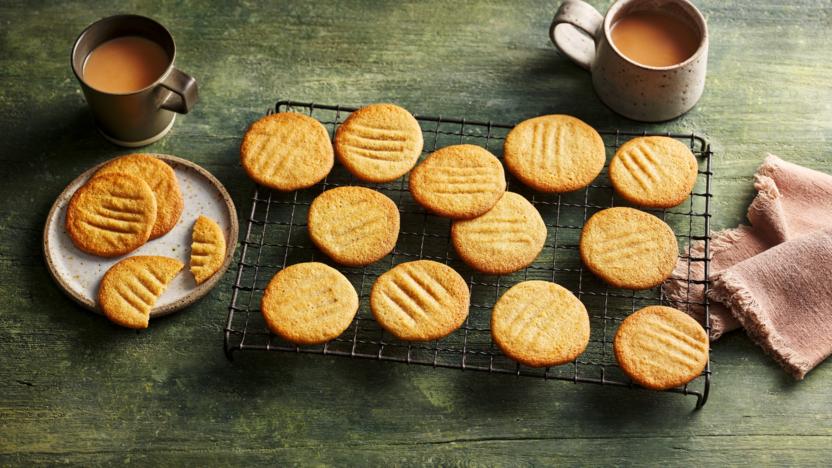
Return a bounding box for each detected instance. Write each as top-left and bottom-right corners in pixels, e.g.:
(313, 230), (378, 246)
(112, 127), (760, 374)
(1, 0), (831, 465)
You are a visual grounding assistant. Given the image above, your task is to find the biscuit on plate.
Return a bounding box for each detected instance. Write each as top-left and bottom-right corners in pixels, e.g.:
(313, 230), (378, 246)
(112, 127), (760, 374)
(65, 173), (157, 257)
(334, 103), (423, 182)
(370, 260), (470, 341)
(609, 136), (698, 208)
(308, 186), (400, 267)
(614, 305), (708, 390)
(491, 280), (590, 367)
(451, 192), (546, 275)
(579, 207), (678, 290)
(190, 215), (226, 285)
(98, 255), (184, 329)
(503, 114), (605, 193)
(409, 144), (506, 219)
(241, 112), (334, 191)
(96, 154), (183, 239)
(261, 262), (359, 345)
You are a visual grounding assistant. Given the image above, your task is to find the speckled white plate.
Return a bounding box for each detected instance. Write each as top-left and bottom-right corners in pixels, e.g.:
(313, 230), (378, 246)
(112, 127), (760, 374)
(43, 154), (238, 318)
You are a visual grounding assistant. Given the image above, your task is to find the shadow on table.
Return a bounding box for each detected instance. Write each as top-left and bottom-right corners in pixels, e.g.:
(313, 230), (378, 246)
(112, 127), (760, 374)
(194, 343), (703, 421)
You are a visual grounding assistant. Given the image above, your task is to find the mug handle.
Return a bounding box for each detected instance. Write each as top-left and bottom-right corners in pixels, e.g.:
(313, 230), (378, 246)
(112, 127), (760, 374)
(159, 68), (199, 114)
(549, 0), (605, 71)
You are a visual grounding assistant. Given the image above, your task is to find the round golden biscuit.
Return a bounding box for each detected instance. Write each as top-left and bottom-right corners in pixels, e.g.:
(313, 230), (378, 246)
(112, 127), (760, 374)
(614, 305), (708, 390)
(98, 255), (184, 329)
(66, 173), (157, 257)
(451, 192), (547, 275)
(409, 144), (506, 219)
(370, 260), (470, 341)
(609, 136), (698, 208)
(308, 186), (400, 267)
(241, 112), (334, 191)
(261, 262), (359, 345)
(503, 114), (605, 193)
(334, 103), (423, 182)
(190, 215), (227, 285)
(580, 207), (678, 290)
(96, 154), (183, 239)
(491, 280), (590, 367)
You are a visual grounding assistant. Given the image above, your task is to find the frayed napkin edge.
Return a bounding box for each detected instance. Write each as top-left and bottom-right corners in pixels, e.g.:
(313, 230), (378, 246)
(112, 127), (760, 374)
(664, 154), (786, 340)
(710, 269), (813, 380)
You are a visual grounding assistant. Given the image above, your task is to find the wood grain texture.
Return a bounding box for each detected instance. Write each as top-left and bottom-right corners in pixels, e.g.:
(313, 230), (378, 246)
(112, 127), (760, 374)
(1, 0), (831, 465)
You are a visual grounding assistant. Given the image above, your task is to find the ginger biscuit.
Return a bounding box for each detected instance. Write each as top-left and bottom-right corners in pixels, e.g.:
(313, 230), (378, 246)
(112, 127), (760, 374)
(308, 186), (400, 267)
(334, 103), (424, 183)
(503, 114), (605, 193)
(240, 112), (334, 191)
(609, 136), (698, 208)
(491, 281), (590, 367)
(409, 144), (506, 219)
(98, 255), (184, 329)
(261, 262), (359, 345)
(370, 260), (470, 341)
(614, 305), (708, 390)
(190, 215), (227, 285)
(96, 154), (183, 239)
(580, 207), (678, 290)
(451, 192), (546, 275)
(66, 173), (157, 257)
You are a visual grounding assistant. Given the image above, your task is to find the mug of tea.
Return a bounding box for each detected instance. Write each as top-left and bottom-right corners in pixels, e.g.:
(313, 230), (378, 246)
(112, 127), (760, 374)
(550, 0), (708, 122)
(71, 15), (198, 147)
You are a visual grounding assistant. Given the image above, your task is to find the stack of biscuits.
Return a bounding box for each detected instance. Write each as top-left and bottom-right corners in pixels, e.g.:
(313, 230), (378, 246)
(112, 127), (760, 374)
(65, 154), (227, 329)
(243, 105), (708, 390)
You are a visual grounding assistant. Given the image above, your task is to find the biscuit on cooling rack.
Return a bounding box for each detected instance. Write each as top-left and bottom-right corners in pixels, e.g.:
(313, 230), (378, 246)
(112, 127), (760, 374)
(65, 173), (157, 257)
(261, 262), (359, 345)
(614, 305), (708, 390)
(241, 112), (334, 191)
(370, 260), (470, 341)
(98, 255), (184, 329)
(451, 192), (547, 275)
(491, 280), (590, 368)
(579, 207), (678, 290)
(334, 103), (423, 183)
(503, 114), (605, 193)
(307, 186), (400, 267)
(609, 136), (698, 208)
(409, 144), (506, 219)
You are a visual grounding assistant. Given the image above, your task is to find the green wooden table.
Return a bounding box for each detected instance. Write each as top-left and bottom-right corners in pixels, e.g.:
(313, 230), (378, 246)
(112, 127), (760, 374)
(2, 0), (831, 465)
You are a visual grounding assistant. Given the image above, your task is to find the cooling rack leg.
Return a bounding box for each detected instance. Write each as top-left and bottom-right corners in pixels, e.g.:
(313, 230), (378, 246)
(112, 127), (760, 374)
(224, 332), (236, 362)
(695, 375), (711, 409)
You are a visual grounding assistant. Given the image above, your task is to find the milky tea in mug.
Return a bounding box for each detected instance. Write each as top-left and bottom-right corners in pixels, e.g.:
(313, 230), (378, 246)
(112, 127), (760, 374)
(82, 36), (170, 94)
(71, 15), (198, 147)
(610, 10), (700, 67)
(550, 0), (708, 121)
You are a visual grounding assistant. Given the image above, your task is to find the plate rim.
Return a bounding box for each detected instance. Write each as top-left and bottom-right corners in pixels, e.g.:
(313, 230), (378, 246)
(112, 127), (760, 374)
(42, 153), (239, 319)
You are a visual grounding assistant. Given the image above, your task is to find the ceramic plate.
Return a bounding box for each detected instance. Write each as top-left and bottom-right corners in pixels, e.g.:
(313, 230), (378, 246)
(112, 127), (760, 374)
(43, 154), (238, 318)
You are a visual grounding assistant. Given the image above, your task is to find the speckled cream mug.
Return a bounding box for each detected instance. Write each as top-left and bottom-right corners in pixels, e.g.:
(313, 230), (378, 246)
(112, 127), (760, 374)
(550, 0), (708, 121)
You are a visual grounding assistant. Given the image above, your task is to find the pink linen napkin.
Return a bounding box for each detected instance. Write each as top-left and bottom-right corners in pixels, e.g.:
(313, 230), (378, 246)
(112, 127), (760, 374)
(665, 155), (832, 377)
(711, 227), (832, 379)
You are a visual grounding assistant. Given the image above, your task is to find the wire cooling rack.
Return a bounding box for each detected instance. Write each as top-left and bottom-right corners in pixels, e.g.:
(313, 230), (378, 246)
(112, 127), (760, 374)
(225, 100), (713, 408)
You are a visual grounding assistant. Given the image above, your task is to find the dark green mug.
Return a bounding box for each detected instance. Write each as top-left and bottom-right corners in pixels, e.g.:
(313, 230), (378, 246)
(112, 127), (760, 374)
(71, 14), (198, 147)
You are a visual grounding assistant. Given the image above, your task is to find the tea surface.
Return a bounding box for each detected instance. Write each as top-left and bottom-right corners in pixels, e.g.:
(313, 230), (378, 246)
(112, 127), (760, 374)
(611, 11), (700, 67)
(82, 36), (169, 93)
